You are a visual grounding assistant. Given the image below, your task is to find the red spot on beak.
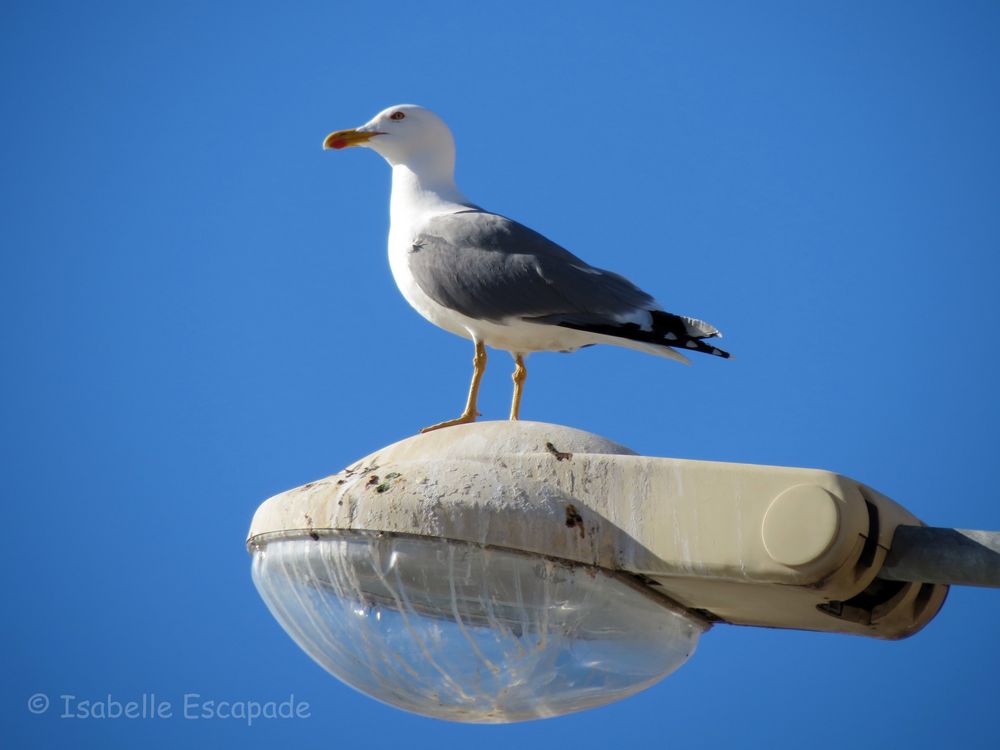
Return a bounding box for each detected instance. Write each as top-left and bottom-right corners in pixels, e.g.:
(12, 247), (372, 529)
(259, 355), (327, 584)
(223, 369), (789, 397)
(329, 139), (348, 150)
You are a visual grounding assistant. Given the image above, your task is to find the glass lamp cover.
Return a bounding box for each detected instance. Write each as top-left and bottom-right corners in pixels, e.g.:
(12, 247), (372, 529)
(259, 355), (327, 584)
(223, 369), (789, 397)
(251, 533), (702, 723)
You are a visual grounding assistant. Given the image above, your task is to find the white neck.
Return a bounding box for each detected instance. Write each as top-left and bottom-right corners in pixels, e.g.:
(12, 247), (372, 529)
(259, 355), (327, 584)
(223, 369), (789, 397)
(389, 164), (470, 226)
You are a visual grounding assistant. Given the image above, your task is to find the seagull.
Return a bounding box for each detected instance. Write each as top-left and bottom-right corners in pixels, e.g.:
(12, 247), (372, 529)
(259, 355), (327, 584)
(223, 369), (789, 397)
(323, 104), (730, 432)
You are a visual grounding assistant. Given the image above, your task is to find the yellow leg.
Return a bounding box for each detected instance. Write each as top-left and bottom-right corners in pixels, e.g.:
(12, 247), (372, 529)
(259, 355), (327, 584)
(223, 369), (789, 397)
(421, 340), (487, 433)
(509, 354), (526, 421)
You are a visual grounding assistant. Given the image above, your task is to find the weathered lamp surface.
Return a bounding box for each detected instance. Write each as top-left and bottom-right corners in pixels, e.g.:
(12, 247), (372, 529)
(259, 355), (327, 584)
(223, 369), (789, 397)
(252, 533), (703, 722)
(247, 421), (949, 722)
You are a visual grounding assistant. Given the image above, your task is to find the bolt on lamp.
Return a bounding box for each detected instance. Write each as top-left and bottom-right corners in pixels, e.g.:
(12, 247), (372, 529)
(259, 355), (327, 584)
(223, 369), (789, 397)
(247, 422), (999, 723)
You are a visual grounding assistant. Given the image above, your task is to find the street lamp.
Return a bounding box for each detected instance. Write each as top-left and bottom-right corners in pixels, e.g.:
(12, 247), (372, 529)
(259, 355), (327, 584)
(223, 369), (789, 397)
(247, 421), (998, 723)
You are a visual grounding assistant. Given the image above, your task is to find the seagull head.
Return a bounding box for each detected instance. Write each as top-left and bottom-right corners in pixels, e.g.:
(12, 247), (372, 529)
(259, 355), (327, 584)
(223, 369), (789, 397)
(323, 104), (456, 173)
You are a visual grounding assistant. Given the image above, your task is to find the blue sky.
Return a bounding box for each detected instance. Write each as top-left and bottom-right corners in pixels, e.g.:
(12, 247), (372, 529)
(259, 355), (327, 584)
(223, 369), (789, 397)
(3, 1), (999, 747)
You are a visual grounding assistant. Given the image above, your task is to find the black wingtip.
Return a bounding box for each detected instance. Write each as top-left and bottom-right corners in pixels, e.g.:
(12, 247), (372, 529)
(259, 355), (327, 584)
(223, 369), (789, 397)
(678, 338), (732, 359)
(550, 317), (733, 360)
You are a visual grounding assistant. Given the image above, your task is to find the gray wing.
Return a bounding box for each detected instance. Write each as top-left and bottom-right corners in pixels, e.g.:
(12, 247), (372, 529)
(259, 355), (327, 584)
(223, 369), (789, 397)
(408, 210), (657, 324)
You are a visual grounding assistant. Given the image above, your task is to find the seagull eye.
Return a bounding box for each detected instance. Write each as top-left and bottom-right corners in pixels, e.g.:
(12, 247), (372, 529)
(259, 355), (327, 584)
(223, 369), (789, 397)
(390, 111), (406, 121)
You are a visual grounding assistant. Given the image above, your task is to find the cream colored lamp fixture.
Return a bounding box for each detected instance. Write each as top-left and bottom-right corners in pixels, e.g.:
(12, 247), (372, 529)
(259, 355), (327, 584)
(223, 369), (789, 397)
(247, 422), (998, 723)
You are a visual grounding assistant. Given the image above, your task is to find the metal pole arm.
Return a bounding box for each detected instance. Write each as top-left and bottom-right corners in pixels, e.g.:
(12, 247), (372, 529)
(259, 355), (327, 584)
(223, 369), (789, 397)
(879, 527), (1000, 588)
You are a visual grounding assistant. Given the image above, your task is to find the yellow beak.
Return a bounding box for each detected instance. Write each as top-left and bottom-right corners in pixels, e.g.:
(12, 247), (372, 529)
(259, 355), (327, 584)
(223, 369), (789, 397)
(322, 128), (381, 150)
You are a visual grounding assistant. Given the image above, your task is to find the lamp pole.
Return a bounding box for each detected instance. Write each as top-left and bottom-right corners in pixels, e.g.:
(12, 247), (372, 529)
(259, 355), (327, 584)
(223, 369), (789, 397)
(879, 527), (1000, 588)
